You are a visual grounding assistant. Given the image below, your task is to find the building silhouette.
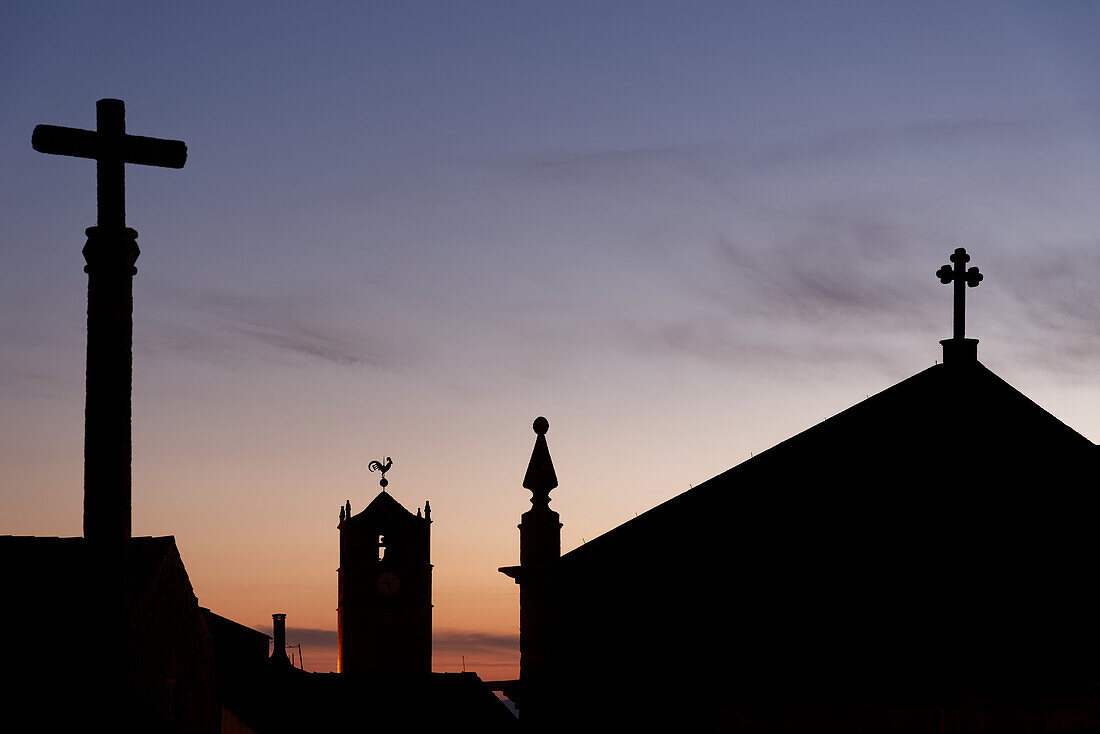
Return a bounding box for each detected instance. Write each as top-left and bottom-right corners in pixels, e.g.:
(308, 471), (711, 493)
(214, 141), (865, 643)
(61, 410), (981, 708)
(2, 99), (217, 733)
(503, 251), (1100, 731)
(337, 467), (433, 675)
(207, 476), (511, 734)
(1, 535), (220, 731)
(4, 99), (513, 733)
(18, 99), (1097, 731)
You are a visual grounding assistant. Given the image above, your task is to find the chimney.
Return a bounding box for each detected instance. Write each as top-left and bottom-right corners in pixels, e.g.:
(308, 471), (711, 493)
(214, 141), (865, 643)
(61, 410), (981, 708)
(271, 613), (290, 667)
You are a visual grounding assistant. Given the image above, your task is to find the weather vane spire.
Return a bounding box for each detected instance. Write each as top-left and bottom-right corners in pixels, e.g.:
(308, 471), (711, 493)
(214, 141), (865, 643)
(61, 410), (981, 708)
(936, 247), (983, 363)
(369, 457), (393, 491)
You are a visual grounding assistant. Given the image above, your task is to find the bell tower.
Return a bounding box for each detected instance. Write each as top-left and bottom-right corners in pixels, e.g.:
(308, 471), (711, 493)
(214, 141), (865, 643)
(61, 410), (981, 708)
(337, 458), (432, 675)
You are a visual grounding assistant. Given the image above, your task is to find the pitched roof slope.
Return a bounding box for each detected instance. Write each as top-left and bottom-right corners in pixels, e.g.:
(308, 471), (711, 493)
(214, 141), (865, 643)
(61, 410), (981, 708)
(551, 360), (1099, 694)
(562, 359), (1094, 568)
(0, 534), (186, 616)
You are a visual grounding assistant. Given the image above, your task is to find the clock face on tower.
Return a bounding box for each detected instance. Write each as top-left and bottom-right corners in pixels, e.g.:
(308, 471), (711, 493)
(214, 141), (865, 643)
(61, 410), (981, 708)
(376, 571), (401, 596)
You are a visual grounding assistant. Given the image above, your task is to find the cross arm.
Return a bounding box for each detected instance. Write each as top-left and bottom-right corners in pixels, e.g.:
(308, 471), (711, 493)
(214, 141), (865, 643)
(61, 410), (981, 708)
(32, 125), (99, 158)
(32, 125), (187, 169)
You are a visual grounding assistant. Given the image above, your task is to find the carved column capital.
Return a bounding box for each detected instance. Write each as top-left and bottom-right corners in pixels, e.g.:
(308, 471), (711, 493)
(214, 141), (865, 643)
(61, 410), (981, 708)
(83, 226), (140, 276)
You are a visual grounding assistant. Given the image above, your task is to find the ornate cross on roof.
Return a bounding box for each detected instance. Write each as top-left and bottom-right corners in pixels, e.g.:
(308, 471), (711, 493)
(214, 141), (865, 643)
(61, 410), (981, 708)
(937, 247), (983, 340)
(936, 247), (983, 363)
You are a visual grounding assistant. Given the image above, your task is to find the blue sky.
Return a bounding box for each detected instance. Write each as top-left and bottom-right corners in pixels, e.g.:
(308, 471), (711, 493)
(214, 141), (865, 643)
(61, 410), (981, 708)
(3, 1), (1100, 672)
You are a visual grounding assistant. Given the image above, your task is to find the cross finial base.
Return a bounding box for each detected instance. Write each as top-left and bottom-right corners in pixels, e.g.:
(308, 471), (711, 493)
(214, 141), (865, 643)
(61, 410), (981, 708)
(940, 337), (978, 364)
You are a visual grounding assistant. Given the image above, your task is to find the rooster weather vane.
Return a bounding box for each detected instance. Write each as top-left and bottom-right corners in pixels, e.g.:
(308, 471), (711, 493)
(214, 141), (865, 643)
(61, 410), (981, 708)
(369, 457), (393, 490)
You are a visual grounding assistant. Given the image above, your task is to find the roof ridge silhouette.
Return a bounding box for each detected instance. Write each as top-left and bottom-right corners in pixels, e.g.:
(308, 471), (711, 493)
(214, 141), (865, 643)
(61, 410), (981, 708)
(561, 359), (1095, 564)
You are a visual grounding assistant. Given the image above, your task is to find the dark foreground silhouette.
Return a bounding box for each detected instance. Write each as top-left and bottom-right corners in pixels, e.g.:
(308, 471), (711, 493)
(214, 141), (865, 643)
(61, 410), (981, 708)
(4, 99), (513, 733)
(502, 252), (1100, 732)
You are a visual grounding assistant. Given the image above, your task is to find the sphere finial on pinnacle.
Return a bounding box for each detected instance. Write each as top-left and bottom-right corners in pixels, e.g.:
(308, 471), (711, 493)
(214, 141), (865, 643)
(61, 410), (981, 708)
(523, 417), (557, 504)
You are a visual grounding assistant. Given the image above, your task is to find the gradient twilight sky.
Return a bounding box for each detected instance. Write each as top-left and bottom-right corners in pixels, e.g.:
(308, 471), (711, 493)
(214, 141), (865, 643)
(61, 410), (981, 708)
(3, 1), (1100, 676)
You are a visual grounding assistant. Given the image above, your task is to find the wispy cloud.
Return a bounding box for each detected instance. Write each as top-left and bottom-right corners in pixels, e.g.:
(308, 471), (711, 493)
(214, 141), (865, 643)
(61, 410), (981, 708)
(254, 626), (518, 675)
(747, 116), (1044, 169)
(987, 245), (1100, 375)
(629, 209), (1100, 378)
(616, 316), (914, 377)
(202, 291), (392, 368)
(138, 287), (408, 370)
(252, 627), (517, 656)
(433, 630), (518, 657)
(591, 162), (1100, 380)
(704, 220), (933, 323)
(0, 323), (82, 397)
(444, 143), (730, 194)
(282, 626), (337, 648)
(447, 114), (1047, 184)
(449, 144), (702, 173)
(607, 203), (942, 373)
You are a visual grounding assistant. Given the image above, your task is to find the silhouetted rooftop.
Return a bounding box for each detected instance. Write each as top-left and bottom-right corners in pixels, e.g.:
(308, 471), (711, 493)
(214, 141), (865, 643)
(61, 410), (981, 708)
(220, 665), (516, 732)
(0, 535), (192, 616)
(552, 357), (1099, 699)
(563, 358), (1093, 568)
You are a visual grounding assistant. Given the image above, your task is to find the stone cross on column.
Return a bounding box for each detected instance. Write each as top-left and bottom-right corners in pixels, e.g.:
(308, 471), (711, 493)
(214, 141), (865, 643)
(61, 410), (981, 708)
(32, 99), (186, 548)
(936, 247), (983, 363)
(33, 98), (187, 230)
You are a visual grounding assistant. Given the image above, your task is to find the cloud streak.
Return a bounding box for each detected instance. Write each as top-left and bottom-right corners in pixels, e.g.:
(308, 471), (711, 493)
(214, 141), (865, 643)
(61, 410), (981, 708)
(433, 630), (518, 657)
(257, 627), (517, 675)
(202, 291), (393, 369)
(282, 626), (336, 648)
(613, 191), (1100, 379)
(257, 627), (517, 656)
(746, 116), (1046, 170)
(138, 287), (408, 371)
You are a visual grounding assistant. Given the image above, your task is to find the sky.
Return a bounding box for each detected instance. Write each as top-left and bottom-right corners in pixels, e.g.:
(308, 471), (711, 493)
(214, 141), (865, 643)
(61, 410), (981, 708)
(3, 1), (1100, 677)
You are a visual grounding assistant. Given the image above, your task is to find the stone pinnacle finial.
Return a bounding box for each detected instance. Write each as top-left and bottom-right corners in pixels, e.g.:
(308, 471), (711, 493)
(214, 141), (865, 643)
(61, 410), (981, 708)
(523, 417), (558, 509)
